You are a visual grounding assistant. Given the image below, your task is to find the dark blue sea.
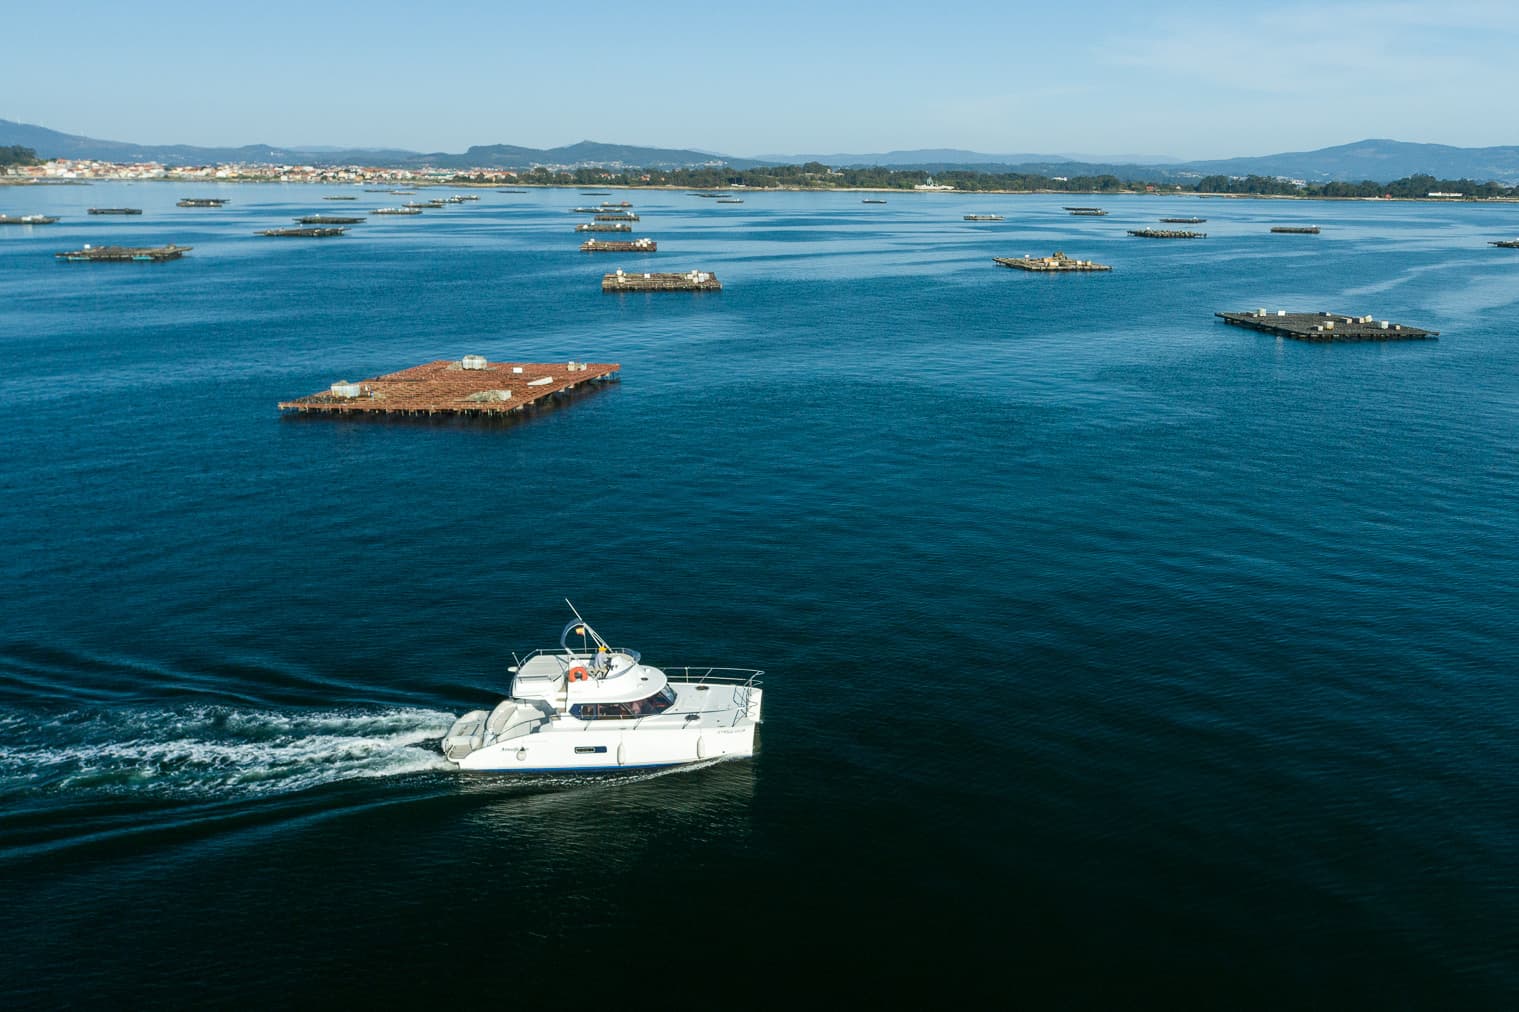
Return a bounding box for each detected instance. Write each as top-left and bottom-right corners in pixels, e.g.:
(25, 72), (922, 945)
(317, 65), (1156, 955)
(1, 183), (1515, 1006)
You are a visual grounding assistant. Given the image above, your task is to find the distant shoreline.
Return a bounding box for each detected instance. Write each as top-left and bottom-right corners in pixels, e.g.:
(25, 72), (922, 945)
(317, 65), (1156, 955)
(4, 175), (1515, 204)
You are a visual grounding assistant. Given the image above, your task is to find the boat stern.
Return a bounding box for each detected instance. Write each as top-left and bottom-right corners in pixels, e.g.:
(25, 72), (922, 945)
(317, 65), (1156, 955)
(442, 709), (489, 763)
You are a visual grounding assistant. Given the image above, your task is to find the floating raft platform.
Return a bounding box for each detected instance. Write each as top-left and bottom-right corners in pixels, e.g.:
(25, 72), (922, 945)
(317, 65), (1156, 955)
(373, 207), (422, 215)
(0, 214), (59, 225)
(1271, 225), (1320, 234)
(322, 195), (358, 200)
(1068, 209), (1108, 216)
(716, 198), (744, 203)
(1063, 207), (1103, 212)
(279, 358), (620, 418)
(404, 200), (446, 209)
(994, 251), (1111, 272)
(296, 215), (365, 224)
(1217, 309), (1437, 342)
(56, 243), (190, 262)
(576, 222), (632, 232)
(862, 199), (887, 203)
(1128, 228), (1205, 239)
(595, 212), (639, 221)
(1490, 239), (1519, 248)
(177, 198), (227, 207)
(964, 214), (1004, 221)
(88, 207), (143, 215)
(581, 237), (656, 252)
(258, 226), (346, 237)
(603, 269), (720, 292)
(1160, 217), (1206, 224)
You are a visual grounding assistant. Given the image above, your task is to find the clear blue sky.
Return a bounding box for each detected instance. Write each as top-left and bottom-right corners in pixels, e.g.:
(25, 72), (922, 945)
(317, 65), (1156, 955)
(7, 1), (1516, 159)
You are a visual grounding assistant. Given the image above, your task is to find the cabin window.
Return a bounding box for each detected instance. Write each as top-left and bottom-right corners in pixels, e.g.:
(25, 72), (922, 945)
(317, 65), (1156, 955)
(569, 687), (676, 721)
(626, 686), (677, 716)
(574, 745), (608, 755)
(569, 702), (631, 720)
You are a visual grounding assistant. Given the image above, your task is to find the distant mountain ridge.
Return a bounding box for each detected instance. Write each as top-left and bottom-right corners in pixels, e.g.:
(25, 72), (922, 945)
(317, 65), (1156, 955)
(436, 141), (765, 170)
(4, 120), (1517, 183)
(754, 147), (1183, 167)
(0, 120), (760, 171)
(763, 141), (1519, 184)
(1180, 139), (1519, 184)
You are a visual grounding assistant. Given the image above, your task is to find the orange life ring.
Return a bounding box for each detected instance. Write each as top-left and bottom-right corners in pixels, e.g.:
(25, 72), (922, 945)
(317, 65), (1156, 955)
(567, 665), (590, 683)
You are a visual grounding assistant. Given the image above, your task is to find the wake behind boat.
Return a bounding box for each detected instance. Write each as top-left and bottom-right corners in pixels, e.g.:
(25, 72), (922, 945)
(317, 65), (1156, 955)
(442, 607), (763, 772)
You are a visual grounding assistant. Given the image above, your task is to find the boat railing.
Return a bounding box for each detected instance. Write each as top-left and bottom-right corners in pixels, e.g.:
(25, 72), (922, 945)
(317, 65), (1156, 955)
(665, 668), (763, 727)
(515, 646), (644, 668)
(662, 666), (764, 688)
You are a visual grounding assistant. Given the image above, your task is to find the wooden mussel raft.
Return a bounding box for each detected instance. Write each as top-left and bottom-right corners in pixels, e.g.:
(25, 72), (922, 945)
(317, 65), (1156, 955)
(296, 215), (366, 225)
(595, 212), (639, 221)
(581, 237), (656, 252)
(56, 243), (191, 262)
(373, 207), (423, 215)
(1491, 239), (1519, 248)
(576, 222), (633, 232)
(177, 198), (227, 207)
(279, 357), (620, 418)
(1128, 228), (1206, 239)
(964, 214), (1004, 221)
(1160, 217), (1206, 224)
(1068, 208), (1108, 216)
(602, 269), (720, 292)
(994, 251), (1111, 273)
(258, 226), (346, 237)
(322, 195), (358, 200)
(0, 214), (59, 225)
(1270, 225), (1320, 234)
(1216, 309), (1438, 342)
(88, 207), (143, 215)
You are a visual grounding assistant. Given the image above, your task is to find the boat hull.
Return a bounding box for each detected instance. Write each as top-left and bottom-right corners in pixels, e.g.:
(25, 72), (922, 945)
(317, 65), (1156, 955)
(449, 685), (762, 773)
(455, 721), (757, 772)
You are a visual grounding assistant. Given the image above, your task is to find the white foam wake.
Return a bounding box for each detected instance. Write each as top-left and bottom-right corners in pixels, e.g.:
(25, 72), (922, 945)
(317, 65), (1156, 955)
(0, 704), (457, 800)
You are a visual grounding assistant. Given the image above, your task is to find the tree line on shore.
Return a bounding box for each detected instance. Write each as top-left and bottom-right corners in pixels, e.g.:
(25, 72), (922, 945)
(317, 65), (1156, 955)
(0, 145), (39, 167)
(451, 162), (1519, 198)
(1192, 173), (1516, 199)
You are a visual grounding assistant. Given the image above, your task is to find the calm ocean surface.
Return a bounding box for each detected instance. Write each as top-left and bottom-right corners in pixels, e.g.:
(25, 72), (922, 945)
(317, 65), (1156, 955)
(1, 184), (1515, 1005)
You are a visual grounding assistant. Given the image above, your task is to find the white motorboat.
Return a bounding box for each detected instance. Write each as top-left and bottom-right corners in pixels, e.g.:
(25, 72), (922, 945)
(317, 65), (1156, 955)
(442, 607), (764, 772)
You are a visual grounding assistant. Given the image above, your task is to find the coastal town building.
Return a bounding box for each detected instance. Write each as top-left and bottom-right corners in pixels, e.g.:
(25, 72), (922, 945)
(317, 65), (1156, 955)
(3, 158), (523, 186)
